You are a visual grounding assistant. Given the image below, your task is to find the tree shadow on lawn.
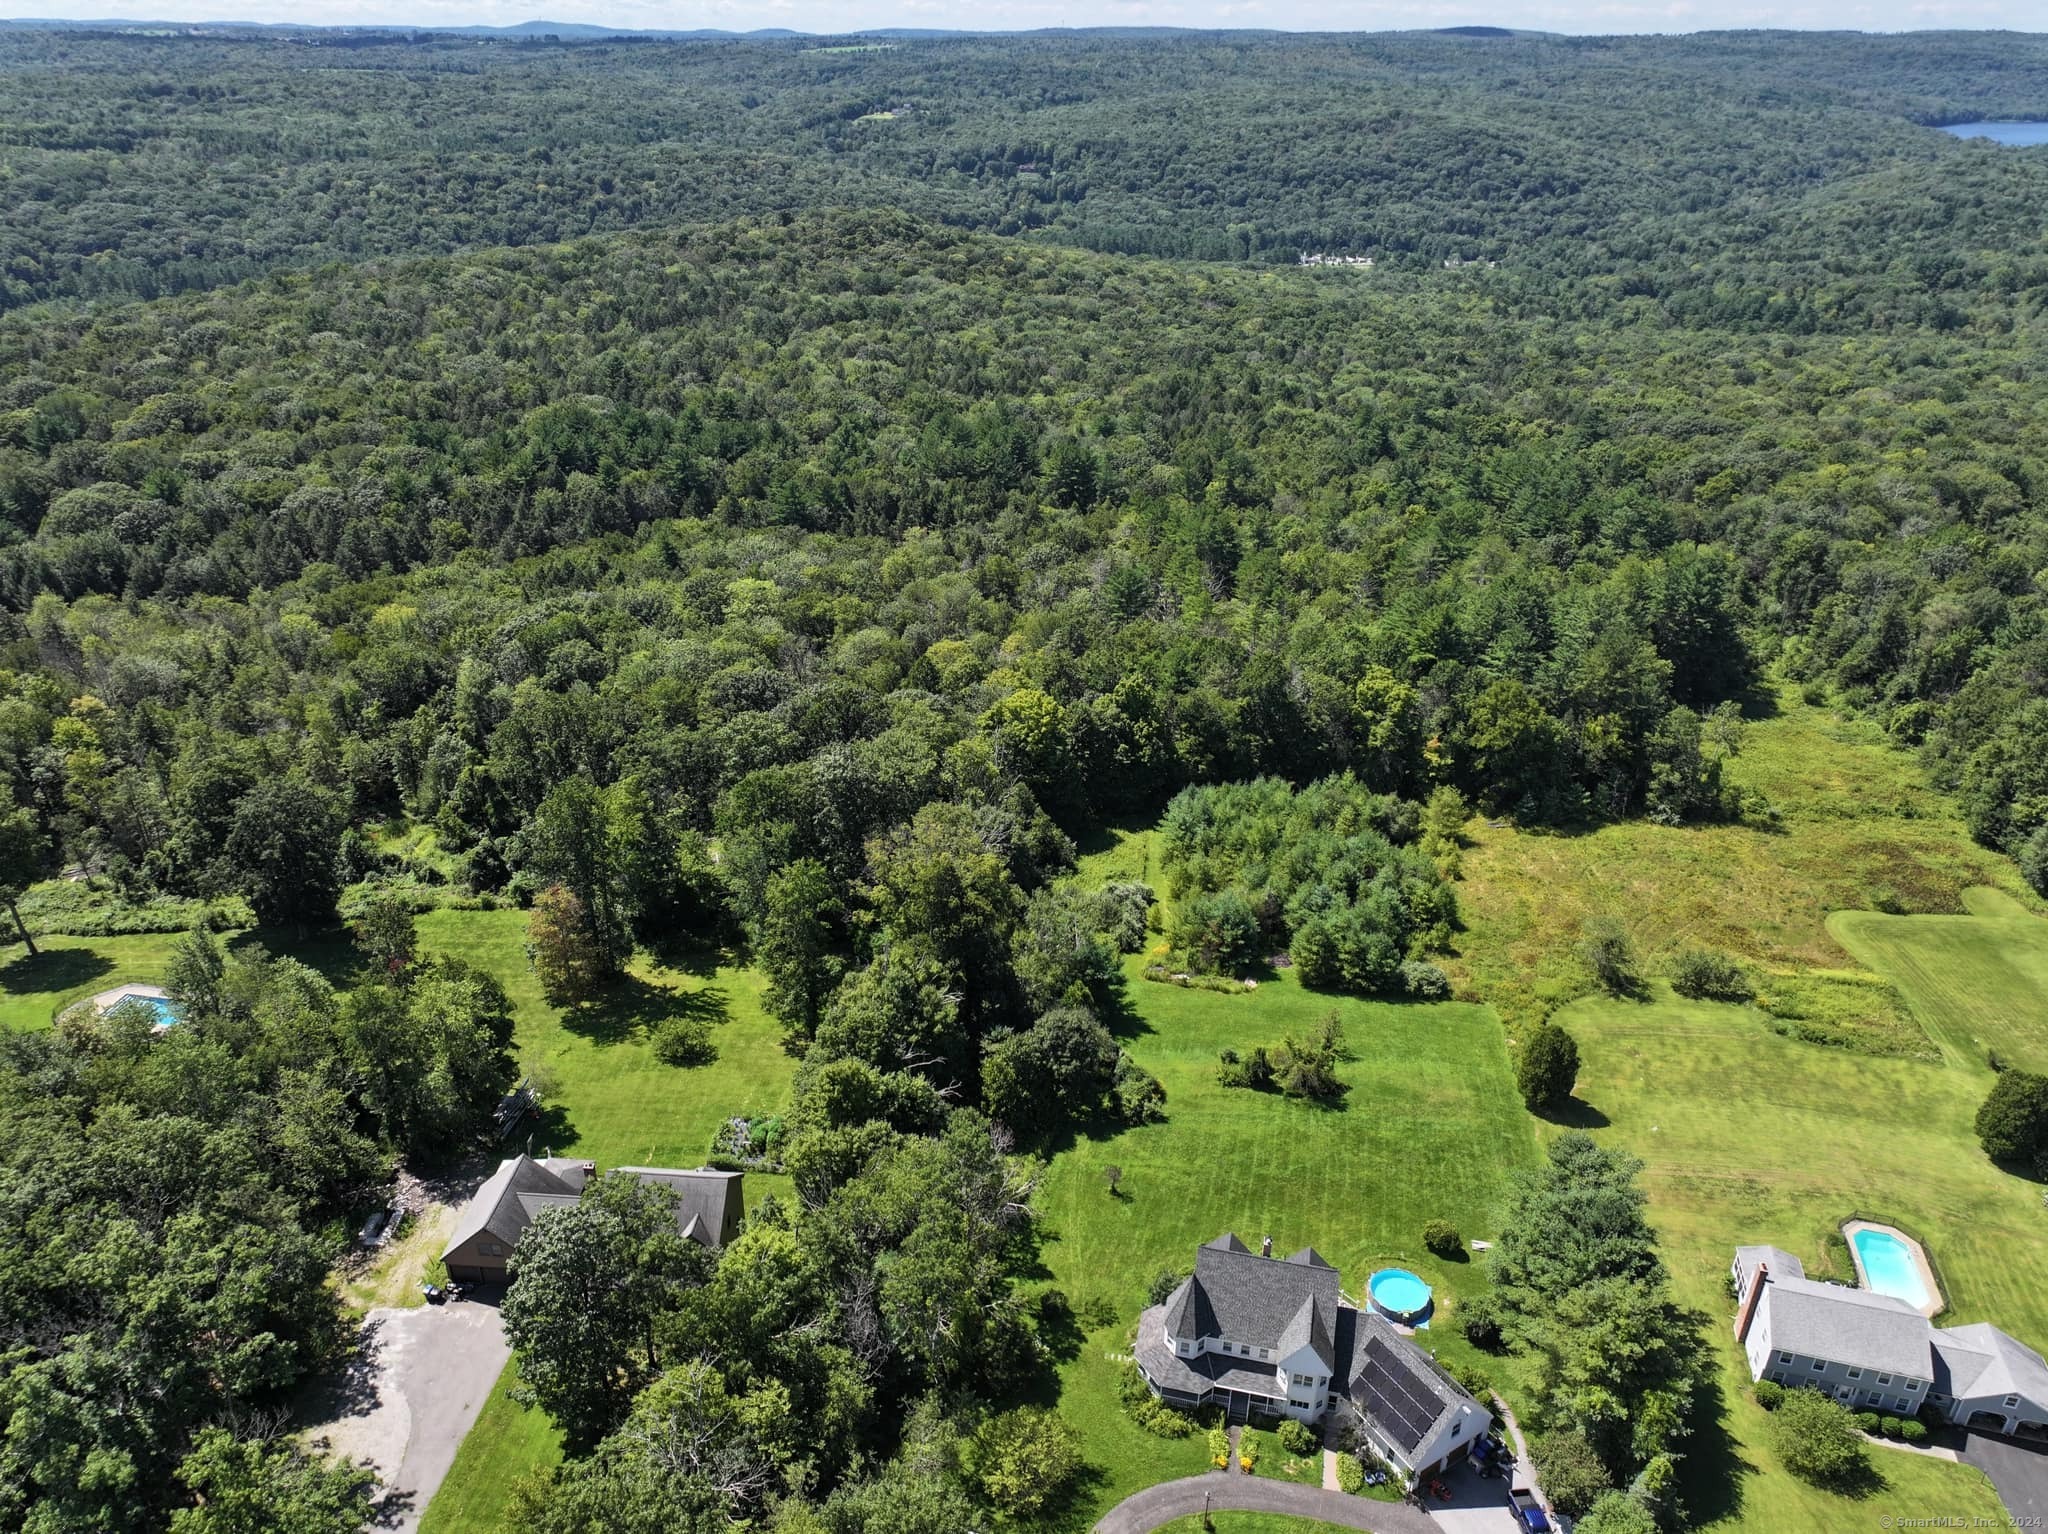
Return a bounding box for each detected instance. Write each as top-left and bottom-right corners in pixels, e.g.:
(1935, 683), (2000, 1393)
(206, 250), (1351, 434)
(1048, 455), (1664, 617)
(561, 972), (729, 1047)
(1097, 975), (1156, 1040)
(0, 946), (111, 995)
(1540, 1096), (1611, 1129)
(1675, 1372), (1752, 1527)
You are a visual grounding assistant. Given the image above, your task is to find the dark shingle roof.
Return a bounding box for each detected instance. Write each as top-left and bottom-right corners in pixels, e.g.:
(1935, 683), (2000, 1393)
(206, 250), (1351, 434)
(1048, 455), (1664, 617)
(613, 1166), (745, 1248)
(1174, 1230), (1340, 1370)
(444, 1155), (582, 1256)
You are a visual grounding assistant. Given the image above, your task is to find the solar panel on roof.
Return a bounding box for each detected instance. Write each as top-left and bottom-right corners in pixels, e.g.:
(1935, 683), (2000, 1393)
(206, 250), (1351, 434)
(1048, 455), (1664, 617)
(1358, 1337), (1441, 1452)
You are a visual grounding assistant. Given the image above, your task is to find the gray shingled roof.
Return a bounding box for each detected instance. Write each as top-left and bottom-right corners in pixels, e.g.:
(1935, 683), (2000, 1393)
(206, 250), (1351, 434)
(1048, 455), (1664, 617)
(613, 1166), (744, 1249)
(1134, 1302), (1291, 1402)
(1757, 1275), (1931, 1379)
(1177, 1231), (1340, 1369)
(1734, 1244), (1803, 1292)
(444, 1155), (582, 1256)
(1934, 1324), (2048, 1407)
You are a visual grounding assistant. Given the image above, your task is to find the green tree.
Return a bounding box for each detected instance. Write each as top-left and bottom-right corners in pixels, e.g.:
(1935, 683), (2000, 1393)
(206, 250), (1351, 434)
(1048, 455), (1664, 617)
(224, 780), (342, 930)
(0, 787), (42, 954)
(502, 1173), (713, 1451)
(1530, 1429), (1613, 1519)
(530, 884), (608, 1006)
(170, 1429), (375, 1534)
(349, 886), (417, 979)
(1975, 1069), (2048, 1172)
(1579, 919), (1643, 998)
(965, 1406), (1082, 1521)
(1577, 1490), (1658, 1534)
(753, 858), (842, 1046)
(518, 777), (636, 971)
(1768, 1387), (1869, 1488)
(1517, 1023), (1581, 1113)
(980, 1006), (1119, 1136)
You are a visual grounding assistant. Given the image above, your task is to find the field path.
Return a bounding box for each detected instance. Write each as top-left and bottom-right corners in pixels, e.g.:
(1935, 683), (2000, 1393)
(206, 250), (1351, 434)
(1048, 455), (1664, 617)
(1092, 1472), (1436, 1534)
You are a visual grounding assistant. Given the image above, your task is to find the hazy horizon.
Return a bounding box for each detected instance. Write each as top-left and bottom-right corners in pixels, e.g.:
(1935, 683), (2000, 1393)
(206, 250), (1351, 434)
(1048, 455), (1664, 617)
(4, 7), (2046, 39)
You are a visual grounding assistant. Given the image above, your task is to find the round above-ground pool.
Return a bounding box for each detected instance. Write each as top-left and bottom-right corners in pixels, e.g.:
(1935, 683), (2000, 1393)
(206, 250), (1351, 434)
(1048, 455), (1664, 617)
(1367, 1267), (1434, 1325)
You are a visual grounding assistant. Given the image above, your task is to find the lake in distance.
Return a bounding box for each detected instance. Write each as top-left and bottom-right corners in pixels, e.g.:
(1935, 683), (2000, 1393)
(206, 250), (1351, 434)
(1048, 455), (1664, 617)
(1939, 121), (2048, 145)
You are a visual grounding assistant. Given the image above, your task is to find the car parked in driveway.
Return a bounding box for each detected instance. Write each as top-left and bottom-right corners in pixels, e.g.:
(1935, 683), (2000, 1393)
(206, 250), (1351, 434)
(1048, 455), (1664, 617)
(1508, 1485), (1550, 1531)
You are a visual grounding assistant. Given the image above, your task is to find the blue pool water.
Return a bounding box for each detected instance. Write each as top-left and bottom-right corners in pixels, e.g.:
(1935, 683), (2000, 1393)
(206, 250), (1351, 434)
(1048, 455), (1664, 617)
(108, 993), (182, 1028)
(1940, 121), (2048, 147)
(1852, 1228), (1931, 1309)
(1368, 1267), (1434, 1321)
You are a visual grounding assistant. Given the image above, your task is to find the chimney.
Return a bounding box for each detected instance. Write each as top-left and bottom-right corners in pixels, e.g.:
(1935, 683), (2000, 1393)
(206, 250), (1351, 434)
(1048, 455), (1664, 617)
(1262, 1235), (1273, 1258)
(1735, 1263), (1769, 1342)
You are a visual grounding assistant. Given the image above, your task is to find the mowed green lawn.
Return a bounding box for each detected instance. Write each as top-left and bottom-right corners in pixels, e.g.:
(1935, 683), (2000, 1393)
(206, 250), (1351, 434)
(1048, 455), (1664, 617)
(1831, 903), (2048, 1073)
(1038, 957), (1537, 1521)
(1555, 991), (2017, 1531)
(0, 930), (211, 1031)
(413, 909), (799, 1534)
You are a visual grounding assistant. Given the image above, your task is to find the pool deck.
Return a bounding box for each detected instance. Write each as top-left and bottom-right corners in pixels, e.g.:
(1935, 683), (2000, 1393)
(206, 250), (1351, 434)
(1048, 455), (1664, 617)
(1844, 1218), (1944, 1317)
(90, 983), (169, 1011)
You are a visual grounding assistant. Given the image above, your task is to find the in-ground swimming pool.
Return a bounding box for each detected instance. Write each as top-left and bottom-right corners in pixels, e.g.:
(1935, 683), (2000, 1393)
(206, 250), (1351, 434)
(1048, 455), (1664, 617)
(1367, 1267), (1433, 1324)
(1850, 1226), (1932, 1310)
(99, 989), (182, 1029)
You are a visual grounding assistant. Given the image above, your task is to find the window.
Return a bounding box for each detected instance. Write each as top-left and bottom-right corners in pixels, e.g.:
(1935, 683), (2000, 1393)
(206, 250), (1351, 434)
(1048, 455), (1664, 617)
(1779, 1352), (1794, 1364)
(480, 1242), (503, 1257)
(1896, 1397), (1910, 1411)
(1771, 1372), (1785, 1385)
(1846, 1368), (1862, 1380)
(1259, 1349), (1270, 1360)
(1811, 1359), (1827, 1372)
(1877, 1374), (1892, 1386)
(1451, 1422), (1461, 1438)
(2007, 1395), (2021, 1408)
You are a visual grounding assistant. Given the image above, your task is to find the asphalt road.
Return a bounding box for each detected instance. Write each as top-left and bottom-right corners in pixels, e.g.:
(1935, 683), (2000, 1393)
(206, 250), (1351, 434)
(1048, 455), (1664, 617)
(304, 1294), (511, 1533)
(1092, 1471), (1439, 1534)
(1962, 1432), (2048, 1527)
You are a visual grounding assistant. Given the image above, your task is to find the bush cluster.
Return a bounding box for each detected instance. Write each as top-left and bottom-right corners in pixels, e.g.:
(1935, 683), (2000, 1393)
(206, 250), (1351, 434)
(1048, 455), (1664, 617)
(1670, 947), (1754, 1002)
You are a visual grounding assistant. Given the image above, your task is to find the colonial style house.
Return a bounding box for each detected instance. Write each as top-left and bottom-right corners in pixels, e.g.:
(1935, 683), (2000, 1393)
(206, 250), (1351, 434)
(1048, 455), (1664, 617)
(1734, 1246), (2048, 1439)
(441, 1155), (744, 1284)
(1134, 1232), (1492, 1478)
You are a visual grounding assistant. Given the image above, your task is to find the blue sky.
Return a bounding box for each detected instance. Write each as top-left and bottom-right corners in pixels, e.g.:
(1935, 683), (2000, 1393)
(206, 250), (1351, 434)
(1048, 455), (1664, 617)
(7, 1), (2043, 34)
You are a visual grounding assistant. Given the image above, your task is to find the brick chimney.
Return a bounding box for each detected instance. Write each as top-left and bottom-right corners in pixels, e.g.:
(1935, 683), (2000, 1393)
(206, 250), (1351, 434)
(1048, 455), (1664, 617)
(1735, 1263), (1769, 1342)
(1262, 1235), (1273, 1258)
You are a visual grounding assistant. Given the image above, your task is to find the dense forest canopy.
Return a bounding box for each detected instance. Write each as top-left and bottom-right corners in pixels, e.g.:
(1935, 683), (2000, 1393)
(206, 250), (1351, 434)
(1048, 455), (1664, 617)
(3, 29), (2048, 327)
(0, 22), (2045, 1534)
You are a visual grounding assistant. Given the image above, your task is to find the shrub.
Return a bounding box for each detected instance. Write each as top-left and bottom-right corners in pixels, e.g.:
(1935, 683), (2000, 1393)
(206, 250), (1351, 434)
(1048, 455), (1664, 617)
(1517, 1023), (1580, 1113)
(651, 1013), (717, 1066)
(2019, 825), (2048, 900)
(1335, 1452), (1365, 1494)
(966, 1406), (1082, 1519)
(1422, 1219), (1462, 1259)
(1880, 1416), (1904, 1438)
(1853, 1411), (1880, 1435)
(1113, 1051), (1167, 1124)
(1278, 1419), (1316, 1455)
(1670, 947), (1753, 1002)
(1753, 1379), (1785, 1410)
(1450, 1361), (1492, 1399)
(1399, 958), (1451, 999)
(1579, 918), (1642, 997)
(1769, 1387), (1870, 1487)
(1459, 1294), (1504, 1352)
(1976, 1069), (2048, 1171)
(1901, 1419), (1928, 1443)
(1146, 1267), (1188, 1306)
(1093, 882), (1154, 953)
(1578, 1491), (1658, 1534)
(1237, 1435), (1258, 1471)
(1531, 1429), (1612, 1519)
(1207, 1426), (1230, 1470)
(1217, 1044), (1273, 1090)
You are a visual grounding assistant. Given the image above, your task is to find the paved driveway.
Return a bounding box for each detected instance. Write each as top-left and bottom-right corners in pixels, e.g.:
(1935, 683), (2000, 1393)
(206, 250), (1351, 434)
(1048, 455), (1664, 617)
(1426, 1462), (1527, 1534)
(303, 1294), (511, 1533)
(1962, 1432), (2048, 1526)
(1093, 1471), (1437, 1534)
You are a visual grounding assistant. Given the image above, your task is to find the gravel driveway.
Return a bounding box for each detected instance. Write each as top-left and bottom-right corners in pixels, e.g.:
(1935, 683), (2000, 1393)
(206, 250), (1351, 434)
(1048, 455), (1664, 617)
(303, 1294), (511, 1533)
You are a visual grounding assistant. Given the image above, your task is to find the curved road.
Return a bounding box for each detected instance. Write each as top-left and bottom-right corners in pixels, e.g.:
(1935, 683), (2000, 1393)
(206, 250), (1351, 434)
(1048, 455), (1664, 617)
(1093, 1471), (1438, 1534)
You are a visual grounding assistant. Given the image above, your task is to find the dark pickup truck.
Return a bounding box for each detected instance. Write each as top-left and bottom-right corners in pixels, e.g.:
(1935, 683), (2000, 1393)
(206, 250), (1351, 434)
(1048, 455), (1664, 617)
(1508, 1486), (1550, 1532)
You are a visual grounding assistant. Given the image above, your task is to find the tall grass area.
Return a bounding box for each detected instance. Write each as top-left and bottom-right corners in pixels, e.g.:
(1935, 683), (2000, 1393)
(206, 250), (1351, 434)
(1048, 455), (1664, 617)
(1450, 683), (2041, 1030)
(1036, 948), (1536, 1522)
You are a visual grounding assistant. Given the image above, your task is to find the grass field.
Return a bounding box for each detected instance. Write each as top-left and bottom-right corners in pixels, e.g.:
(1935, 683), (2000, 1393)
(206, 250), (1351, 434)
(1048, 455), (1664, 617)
(1037, 944), (1537, 1523)
(1831, 906), (2048, 1073)
(417, 1366), (564, 1534)
(0, 930), (198, 1031)
(1155, 1517), (1353, 1533)
(1449, 683), (2041, 1030)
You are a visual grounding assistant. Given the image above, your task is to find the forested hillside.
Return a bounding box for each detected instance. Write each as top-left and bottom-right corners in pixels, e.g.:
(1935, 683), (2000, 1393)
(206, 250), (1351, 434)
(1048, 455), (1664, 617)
(5, 29), (2048, 327)
(0, 25), (2046, 1534)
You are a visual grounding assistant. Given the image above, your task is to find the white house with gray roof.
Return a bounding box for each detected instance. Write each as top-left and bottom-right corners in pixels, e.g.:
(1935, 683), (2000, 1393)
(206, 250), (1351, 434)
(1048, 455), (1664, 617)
(1733, 1245), (2048, 1438)
(442, 1155), (743, 1284)
(1134, 1232), (1492, 1477)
